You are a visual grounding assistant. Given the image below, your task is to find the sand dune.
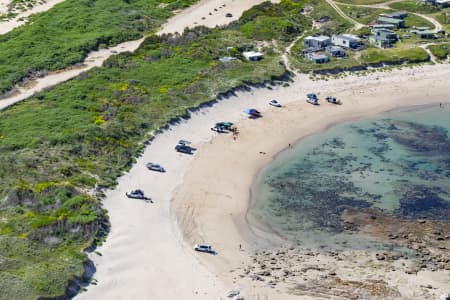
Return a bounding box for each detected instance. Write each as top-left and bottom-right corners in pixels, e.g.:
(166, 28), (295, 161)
(0, 0), (66, 35)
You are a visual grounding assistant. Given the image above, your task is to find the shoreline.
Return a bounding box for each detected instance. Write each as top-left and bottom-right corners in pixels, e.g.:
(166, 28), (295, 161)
(173, 64), (450, 299)
(244, 101), (447, 249)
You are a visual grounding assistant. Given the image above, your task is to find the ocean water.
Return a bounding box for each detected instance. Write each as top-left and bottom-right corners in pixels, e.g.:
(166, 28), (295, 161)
(250, 105), (450, 250)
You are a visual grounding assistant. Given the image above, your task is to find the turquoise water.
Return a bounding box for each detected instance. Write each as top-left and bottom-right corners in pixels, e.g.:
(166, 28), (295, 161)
(250, 105), (450, 250)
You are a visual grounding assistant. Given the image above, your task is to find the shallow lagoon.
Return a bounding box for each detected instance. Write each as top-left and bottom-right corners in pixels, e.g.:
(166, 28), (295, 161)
(250, 105), (450, 250)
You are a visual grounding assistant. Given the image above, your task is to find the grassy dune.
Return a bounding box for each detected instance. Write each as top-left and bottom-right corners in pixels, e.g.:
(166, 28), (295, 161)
(0, 1), (306, 298)
(0, 0), (197, 94)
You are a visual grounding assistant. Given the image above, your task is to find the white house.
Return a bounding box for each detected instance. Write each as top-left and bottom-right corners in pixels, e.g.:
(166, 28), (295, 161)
(243, 51), (264, 61)
(304, 35), (331, 49)
(331, 34), (361, 49)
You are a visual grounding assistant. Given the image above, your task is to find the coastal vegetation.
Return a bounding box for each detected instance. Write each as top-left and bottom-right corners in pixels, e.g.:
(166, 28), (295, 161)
(0, 0), (197, 95)
(428, 43), (450, 59)
(336, 0), (389, 5)
(0, 1), (305, 298)
(337, 5), (392, 25)
(388, 1), (441, 14)
(0, 0), (447, 298)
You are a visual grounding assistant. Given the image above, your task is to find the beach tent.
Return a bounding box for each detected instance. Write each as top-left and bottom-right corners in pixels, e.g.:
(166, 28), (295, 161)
(244, 108), (261, 118)
(244, 108), (259, 115)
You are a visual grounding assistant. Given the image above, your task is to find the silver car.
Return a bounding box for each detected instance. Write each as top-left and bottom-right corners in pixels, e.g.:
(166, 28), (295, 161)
(146, 162), (165, 172)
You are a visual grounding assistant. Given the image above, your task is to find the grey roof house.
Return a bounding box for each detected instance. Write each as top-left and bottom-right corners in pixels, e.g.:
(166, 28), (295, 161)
(304, 35), (331, 50)
(379, 11), (408, 19)
(370, 29), (398, 48)
(424, 0), (450, 7)
(410, 29), (436, 38)
(307, 53), (329, 64)
(369, 23), (396, 30)
(436, 0), (450, 7)
(377, 16), (405, 28)
(326, 46), (346, 57)
(331, 34), (361, 49)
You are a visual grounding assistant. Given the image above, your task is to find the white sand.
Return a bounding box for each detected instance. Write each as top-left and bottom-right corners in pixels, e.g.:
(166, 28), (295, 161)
(76, 64), (450, 300)
(0, 0), (8, 15)
(160, 0), (280, 34)
(0, 0), (66, 35)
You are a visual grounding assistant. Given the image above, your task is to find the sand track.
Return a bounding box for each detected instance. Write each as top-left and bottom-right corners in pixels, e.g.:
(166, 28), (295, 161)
(0, 0), (277, 112)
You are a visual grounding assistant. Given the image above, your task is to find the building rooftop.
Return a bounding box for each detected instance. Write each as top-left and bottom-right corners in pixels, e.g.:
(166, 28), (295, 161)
(243, 51), (263, 57)
(378, 16), (404, 24)
(326, 46), (344, 51)
(311, 53), (328, 59)
(415, 26), (431, 31)
(370, 24), (395, 28)
(374, 28), (396, 33)
(411, 30), (435, 35)
(305, 35), (330, 42)
(219, 56), (238, 63)
(380, 11), (408, 18)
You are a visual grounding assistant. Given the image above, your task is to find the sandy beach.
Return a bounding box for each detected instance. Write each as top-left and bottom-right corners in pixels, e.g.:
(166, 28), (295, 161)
(159, 0), (280, 34)
(74, 62), (450, 300)
(171, 66), (450, 299)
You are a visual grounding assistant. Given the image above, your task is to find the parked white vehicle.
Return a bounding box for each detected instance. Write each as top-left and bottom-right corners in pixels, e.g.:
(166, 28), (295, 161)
(226, 290), (240, 298)
(269, 99), (282, 107)
(146, 162), (165, 172)
(194, 244), (213, 253)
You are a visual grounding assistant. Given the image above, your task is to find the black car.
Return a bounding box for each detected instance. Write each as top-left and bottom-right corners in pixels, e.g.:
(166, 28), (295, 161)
(126, 190), (152, 202)
(175, 144), (192, 154)
(225, 13), (233, 18)
(326, 96), (340, 104)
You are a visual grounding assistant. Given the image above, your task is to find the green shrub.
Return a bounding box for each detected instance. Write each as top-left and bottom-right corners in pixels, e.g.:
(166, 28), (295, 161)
(428, 43), (450, 59)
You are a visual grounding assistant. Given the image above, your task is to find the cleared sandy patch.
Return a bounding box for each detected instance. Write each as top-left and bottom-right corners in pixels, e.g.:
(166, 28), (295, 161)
(0, 0), (8, 15)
